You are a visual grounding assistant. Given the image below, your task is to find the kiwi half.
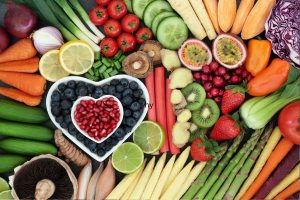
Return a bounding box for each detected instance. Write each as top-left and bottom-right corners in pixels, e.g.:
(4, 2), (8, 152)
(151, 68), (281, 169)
(181, 83), (206, 111)
(192, 99), (220, 128)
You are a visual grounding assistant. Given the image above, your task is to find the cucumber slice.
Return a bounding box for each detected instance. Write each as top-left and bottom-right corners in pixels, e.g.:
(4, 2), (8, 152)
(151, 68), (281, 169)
(157, 16), (189, 50)
(123, 0), (133, 13)
(132, 0), (155, 19)
(143, 0), (173, 27)
(151, 11), (176, 35)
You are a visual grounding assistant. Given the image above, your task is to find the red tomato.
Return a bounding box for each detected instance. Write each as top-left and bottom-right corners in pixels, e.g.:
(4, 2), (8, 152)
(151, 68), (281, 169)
(89, 6), (108, 26)
(95, 0), (111, 6)
(121, 14), (140, 33)
(278, 101), (300, 145)
(107, 0), (127, 19)
(100, 38), (119, 57)
(117, 33), (136, 52)
(104, 19), (122, 38)
(135, 27), (153, 44)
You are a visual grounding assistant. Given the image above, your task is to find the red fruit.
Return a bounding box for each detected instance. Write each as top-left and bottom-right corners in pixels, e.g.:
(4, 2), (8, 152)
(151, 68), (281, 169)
(207, 91), (213, 98)
(231, 75), (239, 84)
(201, 74), (209, 81)
(89, 6), (108, 26)
(100, 38), (118, 57)
(242, 70), (248, 78)
(191, 139), (213, 161)
(210, 115), (241, 140)
(117, 33), (136, 52)
(221, 86), (246, 114)
(211, 88), (219, 97)
(217, 67), (227, 76)
(204, 82), (213, 91)
(95, 0), (111, 6)
(210, 61), (219, 71)
(235, 68), (242, 75)
(208, 75), (213, 81)
(214, 96), (222, 103)
(247, 74), (253, 81)
(121, 14), (140, 33)
(213, 76), (225, 87)
(135, 27), (153, 44)
(107, 0), (127, 19)
(218, 89), (224, 96)
(202, 65), (211, 74)
(103, 19), (122, 37)
(224, 73), (231, 81)
(193, 72), (201, 80)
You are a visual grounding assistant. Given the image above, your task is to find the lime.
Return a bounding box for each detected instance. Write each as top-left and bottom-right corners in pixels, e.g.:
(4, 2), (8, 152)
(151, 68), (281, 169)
(133, 121), (165, 154)
(0, 178), (9, 193)
(0, 190), (13, 200)
(112, 142), (144, 174)
(59, 40), (94, 75)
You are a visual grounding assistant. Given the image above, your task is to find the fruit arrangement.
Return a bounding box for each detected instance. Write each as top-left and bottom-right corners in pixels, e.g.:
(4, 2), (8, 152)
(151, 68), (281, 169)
(0, 0), (299, 200)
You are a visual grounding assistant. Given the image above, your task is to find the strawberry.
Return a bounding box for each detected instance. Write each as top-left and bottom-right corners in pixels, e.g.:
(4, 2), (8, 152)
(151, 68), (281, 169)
(210, 115), (241, 141)
(221, 85), (247, 114)
(191, 138), (218, 161)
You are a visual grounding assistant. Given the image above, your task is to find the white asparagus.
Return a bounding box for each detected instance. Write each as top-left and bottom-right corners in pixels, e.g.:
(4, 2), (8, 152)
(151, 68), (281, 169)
(76, 161), (92, 200)
(86, 162), (103, 200)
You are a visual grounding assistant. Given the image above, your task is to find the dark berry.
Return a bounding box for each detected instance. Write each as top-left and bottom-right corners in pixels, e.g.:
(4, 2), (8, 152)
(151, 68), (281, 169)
(114, 128), (125, 139)
(107, 85), (116, 94)
(62, 109), (70, 116)
(130, 102), (141, 111)
(87, 84), (95, 94)
(129, 81), (138, 90)
(116, 84), (124, 92)
(64, 88), (76, 100)
(111, 139), (118, 145)
(90, 145), (98, 153)
(110, 79), (120, 85)
(120, 78), (129, 87)
(64, 115), (72, 124)
(67, 80), (76, 88)
(133, 89), (143, 98)
(122, 96), (133, 106)
(93, 87), (104, 98)
(76, 134), (85, 141)
(61, 99), (72, 110)
(84, 138), (92, 146)
(124, 126), (132, 133)
(126, 117), (137, 127)
(77, 81), (85, 88)
(138, 98), (146, 107)
(114, 93), (122, 100)
(132, 111), (141, 119)
(58, 83), (66, 92)
(55, 115), (64, 124)
(61, 122), (68, 129)
(76, 86), (88, 96)
(123, 88), (133, 97)
(97, 149), (105, 156)
(124, 109), (132, 117)
(51, 107), (61, 116)
(68, 124), (77, 135)
(102, 84), (109, 94)
(51, 91), (61, 102)
(51, 101), (60, 107)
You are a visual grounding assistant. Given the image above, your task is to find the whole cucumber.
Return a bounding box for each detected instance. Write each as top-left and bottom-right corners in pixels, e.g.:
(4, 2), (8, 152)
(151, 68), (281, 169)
(0, 99), (49, 123)
(0, 154), (28, 173)
(0, 138), (57, 156)
(0, 121), (53, 141)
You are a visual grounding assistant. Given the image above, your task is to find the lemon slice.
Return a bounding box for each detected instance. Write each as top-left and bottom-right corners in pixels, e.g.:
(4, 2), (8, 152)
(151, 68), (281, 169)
(0, 190), (13, 200)
(59, 40), (94, 75)
(39, 50), (70, 82)
(0, 178), (9, 193)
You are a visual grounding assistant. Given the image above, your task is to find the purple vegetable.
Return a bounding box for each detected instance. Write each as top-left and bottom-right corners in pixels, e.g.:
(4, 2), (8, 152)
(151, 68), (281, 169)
(265, 0), (300, 68)
(254, 145), (300, 199)
(0, 26), (10, 53)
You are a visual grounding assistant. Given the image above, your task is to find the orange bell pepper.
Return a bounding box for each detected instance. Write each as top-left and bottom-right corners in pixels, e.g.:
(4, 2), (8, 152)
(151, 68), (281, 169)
(247, 58), (290, 96)
(245, 39), (272, 76)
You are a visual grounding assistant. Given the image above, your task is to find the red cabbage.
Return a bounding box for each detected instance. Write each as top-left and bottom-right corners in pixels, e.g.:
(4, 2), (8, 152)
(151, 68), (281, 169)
(265, 0), (300, 68)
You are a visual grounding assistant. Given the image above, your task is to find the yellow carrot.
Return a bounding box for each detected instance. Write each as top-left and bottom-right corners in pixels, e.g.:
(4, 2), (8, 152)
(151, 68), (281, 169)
(218, 0), (236, 32)
(203, 0), (221, 33)
(231, 0), (255, 34)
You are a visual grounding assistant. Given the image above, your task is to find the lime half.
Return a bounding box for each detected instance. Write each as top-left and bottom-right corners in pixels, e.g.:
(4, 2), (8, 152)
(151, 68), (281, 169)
(112, 142), (144, 174)
(0, 190), (13, 200)
(133, 121), (165, 154)
(0, 178), (9, 193)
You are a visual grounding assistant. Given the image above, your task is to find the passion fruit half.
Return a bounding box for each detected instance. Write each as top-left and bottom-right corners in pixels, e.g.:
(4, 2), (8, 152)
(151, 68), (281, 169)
(212, 33), (247, 69)
(178, 39), (212, 71)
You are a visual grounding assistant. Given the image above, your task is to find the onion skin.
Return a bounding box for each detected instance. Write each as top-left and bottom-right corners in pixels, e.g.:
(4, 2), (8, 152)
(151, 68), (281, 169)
(4, 3), (37, 38)
(0, 27), (10, 53)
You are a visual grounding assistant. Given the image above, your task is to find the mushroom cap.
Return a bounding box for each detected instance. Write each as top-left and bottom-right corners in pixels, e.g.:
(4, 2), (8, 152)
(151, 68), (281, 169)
(9, 154), (78, 200)
(139, 40), (162, 65)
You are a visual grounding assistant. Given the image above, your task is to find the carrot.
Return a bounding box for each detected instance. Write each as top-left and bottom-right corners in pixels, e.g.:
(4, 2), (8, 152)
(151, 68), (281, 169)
(0, 87), (42, 106)
(0, 38), (37, 63)
(241, 138), (294, 200)
(274, 179), (300, 200)
(155, 67), (169, 153)
(166, 79), (180, 155)
(0, 57), (39, 73)
(0, 71), (46, 96)
(145, 71), (156, 121)
(203, 0), (221, 33)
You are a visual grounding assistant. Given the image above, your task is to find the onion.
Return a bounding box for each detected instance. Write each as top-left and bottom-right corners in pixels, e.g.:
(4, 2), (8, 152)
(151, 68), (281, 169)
(4, 2), (37, 38)
(0, 26), (10, 53)
(32, 26), (64, 54)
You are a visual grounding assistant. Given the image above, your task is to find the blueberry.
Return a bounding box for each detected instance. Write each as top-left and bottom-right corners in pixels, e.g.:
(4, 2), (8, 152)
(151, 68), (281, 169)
(133, 111), (141, 119)
(64, 88), (76, 100)
(84, 138), (92, 146)
(129, 81), (138, 90)
(107, 85), (116, 95)
(92, 87), (103, 98)
(87, 84), (95, 94)
(90, 146), (98, 153)
(138, 98), (146, 107)
(51, 101), (60, 108)
(110, 79), (120, 85)
(123, 88), (133, 97)
(58, 83), (66, 92)
(77, 81), (85, 88)
(62, 109), (70, 116)
(67, 80), (76, 89)
(55, 115), (64, 124)
(102, 84), (109, 94)
(111, 139), (118, 145)
(124, 109), (132, 117)
(64, 115), (72, 124)
(104, 144), (112, 151)
(124, 126), (132, 133)
(68, 124), (77, 135)
(51, 90), (61, 102)
(130, 102), (141, 111)
(114, 128), (125, 139)
(76, 86), (88, 96)
(122, 96), (133, 106)
(133, 89), (143, 98)
(97, 149), (105, 156)
(61, 122), (68, 129)
(89, 142), (97, 149)
(120, 78), (129, 88)
(76, 134), (85, 141)
(126, 117), (137, 127)
(51, 107), (61, 116)
(114, 93), (122, 100)
(116, 84), (124, 92)
(61, 99), (73, 110)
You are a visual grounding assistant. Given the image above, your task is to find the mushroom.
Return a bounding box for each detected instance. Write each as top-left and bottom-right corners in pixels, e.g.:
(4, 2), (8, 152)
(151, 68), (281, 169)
(139, 40), (162, 65)
(122, 51), (153, 78)
(9, 154), (77, 200)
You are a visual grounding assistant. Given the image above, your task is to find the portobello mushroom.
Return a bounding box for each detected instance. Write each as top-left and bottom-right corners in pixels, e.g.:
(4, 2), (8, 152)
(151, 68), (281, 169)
(139, 40), (162, 65)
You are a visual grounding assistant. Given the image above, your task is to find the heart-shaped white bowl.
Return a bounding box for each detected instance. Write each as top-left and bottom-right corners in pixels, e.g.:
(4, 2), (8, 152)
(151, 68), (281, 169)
(46, 75), (149, 161)
(71, 95), (124, 144)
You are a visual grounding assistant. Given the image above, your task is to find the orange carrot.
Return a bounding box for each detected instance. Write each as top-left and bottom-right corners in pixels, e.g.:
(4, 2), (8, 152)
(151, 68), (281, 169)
(274, 179), (300, 200)
(0, 38), (37, 63)
(0, 57), (39, 73)
(241, 138), (294, 200)
(166, 79), (180, 155)
(0, 71), (46, 96)
(0, 87), (42, 106)
(145, 71), (156, 121)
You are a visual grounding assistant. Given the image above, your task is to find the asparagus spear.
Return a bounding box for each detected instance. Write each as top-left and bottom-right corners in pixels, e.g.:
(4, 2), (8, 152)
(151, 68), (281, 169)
(224, 124), (273, 199)
(204, 128), (264, 199)
(181, 143), (228, 199)
(194, 132), (245, 199)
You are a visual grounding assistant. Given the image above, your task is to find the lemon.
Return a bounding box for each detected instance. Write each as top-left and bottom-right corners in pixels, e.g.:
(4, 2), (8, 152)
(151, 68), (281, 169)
(59, 40), (94, 75)
(0, 190), (13, 200)
(0, 178), (9, 193)
(39, 50), (70, 82)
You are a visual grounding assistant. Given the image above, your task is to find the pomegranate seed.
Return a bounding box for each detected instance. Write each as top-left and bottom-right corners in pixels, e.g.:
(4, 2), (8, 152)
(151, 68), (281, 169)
(204, 82), (213, 91)
(211, 88), (219, 96)
(210, 61), (219, 71)
(213, 76), (225, 87)
(193, 72), (201, 80)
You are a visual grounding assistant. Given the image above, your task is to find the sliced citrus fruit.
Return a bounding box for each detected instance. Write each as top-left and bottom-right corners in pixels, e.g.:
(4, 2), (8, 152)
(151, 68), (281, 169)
(0, 178), (9, 193)
(0, 190), (13, 200)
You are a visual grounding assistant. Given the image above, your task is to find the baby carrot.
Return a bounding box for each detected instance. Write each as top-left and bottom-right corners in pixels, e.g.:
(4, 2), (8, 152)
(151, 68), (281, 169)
(274, 179), (300, 200)
(0, 87), (42, 106)
(0, 57), (39, 73)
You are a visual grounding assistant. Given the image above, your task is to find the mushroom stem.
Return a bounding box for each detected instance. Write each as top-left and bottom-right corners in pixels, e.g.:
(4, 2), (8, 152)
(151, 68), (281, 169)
(133, 61), (142, 69)
(35, 179), (55, 200)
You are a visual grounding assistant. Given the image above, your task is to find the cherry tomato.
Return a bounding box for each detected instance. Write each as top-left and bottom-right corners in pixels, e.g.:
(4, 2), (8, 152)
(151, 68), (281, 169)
(117, 33), (136, 52)
(121, 14), (140, 33)
(107, 0), (127, 19)
(95, 0), (111, 6)
(89, 6), (108, 26)
(278, 101), (300, 145)
(100, 38), (119, 57)
(135, 27), (153, 44)
(104, 19), (122, 38)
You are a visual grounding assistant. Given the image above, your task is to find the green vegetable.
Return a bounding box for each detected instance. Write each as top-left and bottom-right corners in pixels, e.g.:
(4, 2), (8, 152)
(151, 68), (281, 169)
(0, 138), (57, 156)
(0, 155), (28, 173)
(182, 143), (228, 199)
(0, 99), (48, 123)
(241, 68), (300, 129)
(0, 121), (53, 141)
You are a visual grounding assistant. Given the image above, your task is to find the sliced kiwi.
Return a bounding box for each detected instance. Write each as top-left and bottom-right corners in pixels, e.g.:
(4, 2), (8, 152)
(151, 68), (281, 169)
(192, 99), (220, 128)
(181, 83), (206, 111)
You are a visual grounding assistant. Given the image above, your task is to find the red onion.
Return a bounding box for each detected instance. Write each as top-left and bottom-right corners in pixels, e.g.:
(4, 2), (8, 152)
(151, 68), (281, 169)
(0, 26), (10, 52)
(4, 2), (37, 38)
